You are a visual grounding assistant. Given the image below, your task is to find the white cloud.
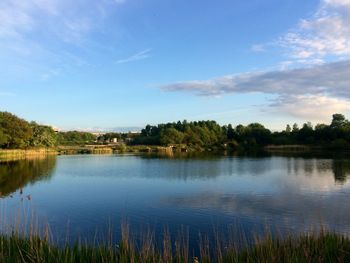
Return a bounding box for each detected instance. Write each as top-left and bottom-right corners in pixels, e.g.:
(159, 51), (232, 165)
(324, 0), (350, 7)
(160, 0), (350, 122)
(116, 49), (152, 64)
(271, 94), (350, 121)
(161, 60), (350, 97)
(161, 60), (350, 121)
(279, 0), (350, 62)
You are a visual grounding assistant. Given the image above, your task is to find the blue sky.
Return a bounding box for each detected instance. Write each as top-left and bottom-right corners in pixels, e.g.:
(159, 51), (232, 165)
(1, 0), (350, 131)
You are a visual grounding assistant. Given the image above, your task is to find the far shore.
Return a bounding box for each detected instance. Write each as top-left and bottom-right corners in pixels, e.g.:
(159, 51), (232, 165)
(0, 145), (180, 161)
(1, 143), (349, 162)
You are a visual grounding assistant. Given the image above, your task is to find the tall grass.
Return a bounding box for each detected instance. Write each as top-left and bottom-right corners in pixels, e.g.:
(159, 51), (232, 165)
(0, 149), (57, 162)
(0, 223), (349, 262)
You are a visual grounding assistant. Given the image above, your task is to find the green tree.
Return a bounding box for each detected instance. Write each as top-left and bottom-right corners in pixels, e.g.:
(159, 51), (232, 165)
(57, 131), (96, 145)
(0, 128), (8, 147)
(160, 128), (184, 145)
(30, 122), (57, 148)
(0, 112), (33, 148)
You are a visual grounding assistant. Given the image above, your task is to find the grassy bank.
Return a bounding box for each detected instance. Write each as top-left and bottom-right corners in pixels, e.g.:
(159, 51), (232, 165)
(0, 149), (57, 161)
(2, 143), (350, 160)
(0, 145), (176, 159)
(57, 145), (184, 155)
(57, 146), (114, 155)
(0, 231), (349, 262)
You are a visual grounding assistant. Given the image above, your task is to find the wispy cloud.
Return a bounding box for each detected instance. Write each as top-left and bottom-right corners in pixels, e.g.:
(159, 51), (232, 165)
(0, 0), (127, 78)
(116, 49), (152, 64)
(161, 59), (350, 121)
(161, 0), (350, 122)
(40, 69), (61, 81)
(161, 60), (350, 97)
(251, 44), (266, 52)
(279, 0), (350, 62)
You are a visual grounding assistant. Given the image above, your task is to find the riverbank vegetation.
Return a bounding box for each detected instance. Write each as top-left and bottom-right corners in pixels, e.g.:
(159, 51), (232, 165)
(0, 112), (99, 149)
(134, 113), (350, 151)
(2, 110), (350, 152)
(0, 230), (349, 262)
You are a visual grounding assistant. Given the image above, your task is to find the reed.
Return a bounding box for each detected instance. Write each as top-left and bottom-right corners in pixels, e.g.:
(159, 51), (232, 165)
(0, 223), (349, 262)
(0, 149), (57, 162)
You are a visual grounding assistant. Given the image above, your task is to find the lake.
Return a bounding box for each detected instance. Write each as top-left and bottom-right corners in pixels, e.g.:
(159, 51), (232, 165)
(1, 153), (350, 248)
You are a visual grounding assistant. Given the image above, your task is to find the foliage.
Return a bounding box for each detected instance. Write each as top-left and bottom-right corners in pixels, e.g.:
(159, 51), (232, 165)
(0, 112), (33, 148)
(30, 122), (58, 147)
(134, 114), (350, 150)
(160, 128), (184, 145)
(57, 131), (96, 145)
(97, 132), (137, 144)
(0, 112), (58, 149)
(0, 128), (8, 147)
(2, 110), (350, 151)
(135, 120), (225, 150)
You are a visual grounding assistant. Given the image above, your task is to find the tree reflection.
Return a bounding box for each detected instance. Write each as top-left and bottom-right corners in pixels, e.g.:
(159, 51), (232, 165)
(0, 156), (56, 197)
(332, 159), (350, 184)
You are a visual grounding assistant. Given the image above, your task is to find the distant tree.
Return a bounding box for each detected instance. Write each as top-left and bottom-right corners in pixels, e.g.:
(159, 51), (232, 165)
(57, 131), (96, 145)
(286, 124), (291, 133)
(292, 123), (299, 132)
(298, 122), (314, 144)
(184, 126), (204, 147)
(0, 112), (33, 148)
(30, 122), (57, 147)
(5, 110), (350, 151)
(235, 124), (246, 140)
(227, 124), (235, 140)
(246, 123), (272, 145)
(331, 114), (347, 128)
(315, 124), (328, 130)
(160, 128), (184, 145)
(141, 125), (152, 137)
(305, 122), (313, 129)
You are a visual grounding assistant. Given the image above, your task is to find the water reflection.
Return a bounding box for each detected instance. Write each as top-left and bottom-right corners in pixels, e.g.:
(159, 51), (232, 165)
(0, 154), (349, 193)
(142, 153), (350, 184)
(163, 189), (350, 227)
(332, 159), (350, 184)
(0, 156), (56, 197)
(1, 153), (350, 245)
(283, 157), (350, 184)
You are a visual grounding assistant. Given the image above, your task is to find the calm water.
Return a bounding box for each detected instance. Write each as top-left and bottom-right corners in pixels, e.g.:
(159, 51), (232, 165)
(1, 153), (350, 246)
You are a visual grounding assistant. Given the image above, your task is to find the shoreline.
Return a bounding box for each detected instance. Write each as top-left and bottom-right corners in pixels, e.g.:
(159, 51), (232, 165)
(1, 144), (350, 162)
(0, 148), (57, 161)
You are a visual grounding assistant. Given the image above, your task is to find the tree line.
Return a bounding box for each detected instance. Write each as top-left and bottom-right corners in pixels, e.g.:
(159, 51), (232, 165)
(1, 110), (350, 150)
(134, 113), (350, 150)
(0, 111), (97, 148)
